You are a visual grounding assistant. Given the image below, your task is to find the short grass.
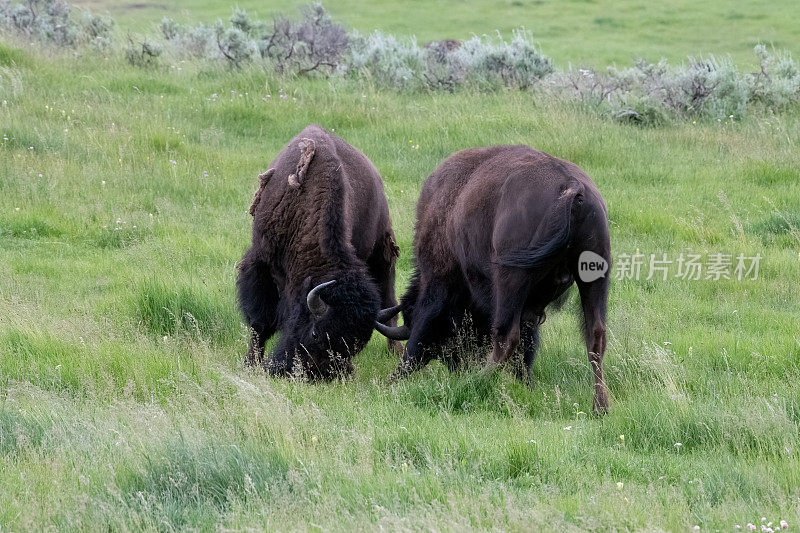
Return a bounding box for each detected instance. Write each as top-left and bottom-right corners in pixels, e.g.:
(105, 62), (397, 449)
(1, 17), (800, 532)
(72, 0), (800, 67)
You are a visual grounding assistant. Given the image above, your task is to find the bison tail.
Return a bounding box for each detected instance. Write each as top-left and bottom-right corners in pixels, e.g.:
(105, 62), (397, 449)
(498, 183), (583, 270)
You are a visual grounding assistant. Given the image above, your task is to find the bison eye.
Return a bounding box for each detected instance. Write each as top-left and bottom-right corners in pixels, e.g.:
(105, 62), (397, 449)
(311, 327), (318, 340)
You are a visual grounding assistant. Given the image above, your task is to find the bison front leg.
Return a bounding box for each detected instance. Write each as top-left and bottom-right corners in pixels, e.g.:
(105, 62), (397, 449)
(245, 329), (266, 367)
(392, 284), (451, 378)
(265, 335), (294, 377)
(236, 250), (280, 368)
(577, 275), (610, 414)
(368, 232), (403, 355)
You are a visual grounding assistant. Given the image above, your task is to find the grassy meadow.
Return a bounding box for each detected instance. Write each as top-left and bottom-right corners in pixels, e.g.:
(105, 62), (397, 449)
(2, 1), (800, 531)
(72, 0), (800, 67)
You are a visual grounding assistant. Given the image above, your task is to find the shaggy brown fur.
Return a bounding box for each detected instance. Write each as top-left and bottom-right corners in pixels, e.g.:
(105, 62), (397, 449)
(238, 124), (401, 378)
(376, 145), (612, 413)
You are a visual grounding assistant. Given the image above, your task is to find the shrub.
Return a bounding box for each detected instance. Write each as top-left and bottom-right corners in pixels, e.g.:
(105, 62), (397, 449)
(347, 30), (425, 90)
(421, 39), (462, 91)
(644, 56), (747, 118)
(214, 23), (256, 69)
(82, 9), (113, 51)
(156, 4), (349, 73)
(229, 7), (254, 34)
(159, 16), (179, 41)
(0, 0), (113, 48)
(80, 9), (112, 39)
(7, 0), (75, 45)
(259, 3), (348, 75)
(4, 1), (800, 124)
(551, 52), (771, 122)
(612, 94), (670, 126)
(357, 30), (545, 93)
(171, 23), (215, 59)
(703, 57), (749, 118)
(547, 66), (629, 106)
(751, 45), (800, 110)
(453, 29), (553, 89)
(87, 34), (110, 52)
(124, 37), (162, 68)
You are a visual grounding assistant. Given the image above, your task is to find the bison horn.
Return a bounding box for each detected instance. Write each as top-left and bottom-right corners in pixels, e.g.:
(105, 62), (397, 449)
(307, 280), (336, 318)
(377, 304), (403, 323)
(374, 321), (410, 341)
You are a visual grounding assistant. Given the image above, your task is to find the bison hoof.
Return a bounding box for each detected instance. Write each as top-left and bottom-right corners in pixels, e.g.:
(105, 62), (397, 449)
(244, 352), (262, 368)
(387, 364), (415, 383)
(387, 339), (403, 355)
(592, 393), (610, 415)
(387, 371), (404, 384)
(513, 365), (534, 385)
(483, 357), (502, 371)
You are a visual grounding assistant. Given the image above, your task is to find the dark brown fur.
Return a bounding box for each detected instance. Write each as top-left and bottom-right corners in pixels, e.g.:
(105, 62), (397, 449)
(237, 124), (401, 378)
(380, 145), (612, 413)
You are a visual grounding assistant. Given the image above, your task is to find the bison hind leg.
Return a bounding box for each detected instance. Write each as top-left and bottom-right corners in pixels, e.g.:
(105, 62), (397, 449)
(576, 275), (610, 414)
(488, 266), (533, 368)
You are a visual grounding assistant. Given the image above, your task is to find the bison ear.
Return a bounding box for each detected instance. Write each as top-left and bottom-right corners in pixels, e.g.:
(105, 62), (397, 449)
(258, 167), (275, 186)
(249, 168), (275, 216)
(288, 138), (316, 189)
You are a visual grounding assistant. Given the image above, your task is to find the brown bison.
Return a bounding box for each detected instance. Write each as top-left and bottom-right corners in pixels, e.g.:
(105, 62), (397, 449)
(237, 124), (400, 379)
(375, 145), (612, 413)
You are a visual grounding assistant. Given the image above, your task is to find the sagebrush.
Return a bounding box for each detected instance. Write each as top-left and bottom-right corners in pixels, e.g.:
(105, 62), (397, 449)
(2, 0), (799, 123)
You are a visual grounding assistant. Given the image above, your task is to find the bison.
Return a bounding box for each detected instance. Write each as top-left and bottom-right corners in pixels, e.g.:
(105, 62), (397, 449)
(237, 124), (401, 379)
(375, 145), (612, 413)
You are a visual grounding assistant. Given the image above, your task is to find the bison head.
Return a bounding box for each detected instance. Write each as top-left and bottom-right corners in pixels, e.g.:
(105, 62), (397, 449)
(275, 271), (380, 379)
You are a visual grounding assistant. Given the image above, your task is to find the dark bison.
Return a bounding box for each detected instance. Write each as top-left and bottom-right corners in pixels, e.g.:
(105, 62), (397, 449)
(237, 124), (400, 379)
(375, 145), (612, 413)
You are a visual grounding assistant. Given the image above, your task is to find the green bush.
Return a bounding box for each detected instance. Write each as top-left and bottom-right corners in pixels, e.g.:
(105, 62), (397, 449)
(2, 0), (799, 122)
(0, 0), (112, 48)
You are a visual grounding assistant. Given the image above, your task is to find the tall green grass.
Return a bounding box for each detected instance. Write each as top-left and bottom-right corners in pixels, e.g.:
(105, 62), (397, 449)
(1, 35), (799, 530)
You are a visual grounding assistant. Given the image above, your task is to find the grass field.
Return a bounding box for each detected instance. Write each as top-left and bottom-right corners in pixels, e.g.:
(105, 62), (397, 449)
(2, 1), (800, 531)
(74, 0), (800, 67)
